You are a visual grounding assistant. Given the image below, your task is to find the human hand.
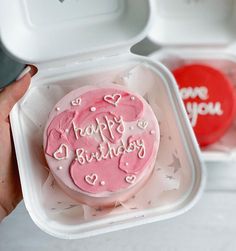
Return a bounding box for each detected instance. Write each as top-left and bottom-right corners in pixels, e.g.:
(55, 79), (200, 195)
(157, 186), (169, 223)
(0, 66), (36, 221)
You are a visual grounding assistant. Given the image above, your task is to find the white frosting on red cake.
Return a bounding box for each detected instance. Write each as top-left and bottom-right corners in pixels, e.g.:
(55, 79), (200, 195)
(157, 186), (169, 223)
(44, 85), (160, 207)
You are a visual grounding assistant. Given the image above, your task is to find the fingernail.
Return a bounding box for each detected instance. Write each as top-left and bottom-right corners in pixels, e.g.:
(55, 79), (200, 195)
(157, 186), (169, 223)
(16, 66), (31, 81)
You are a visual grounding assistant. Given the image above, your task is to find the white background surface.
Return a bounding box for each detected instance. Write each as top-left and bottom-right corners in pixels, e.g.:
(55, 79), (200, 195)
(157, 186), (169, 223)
(1, 163), (236, 251)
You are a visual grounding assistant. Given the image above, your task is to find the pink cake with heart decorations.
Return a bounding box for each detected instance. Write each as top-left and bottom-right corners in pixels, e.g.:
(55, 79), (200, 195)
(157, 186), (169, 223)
(44, 85), (160, 207)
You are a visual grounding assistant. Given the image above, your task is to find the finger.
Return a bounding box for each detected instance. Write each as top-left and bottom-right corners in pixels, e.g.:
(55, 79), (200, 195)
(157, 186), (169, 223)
(0, 66), (36, 120)
(0, 73), (31, 120)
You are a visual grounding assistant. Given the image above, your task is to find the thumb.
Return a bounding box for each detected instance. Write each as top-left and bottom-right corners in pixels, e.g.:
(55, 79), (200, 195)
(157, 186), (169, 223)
(0, 66), (33, 120)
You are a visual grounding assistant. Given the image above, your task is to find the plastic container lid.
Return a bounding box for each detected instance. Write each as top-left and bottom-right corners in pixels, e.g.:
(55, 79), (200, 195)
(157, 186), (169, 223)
(149, 0), (236, 46)
(0, 0), (151, 63)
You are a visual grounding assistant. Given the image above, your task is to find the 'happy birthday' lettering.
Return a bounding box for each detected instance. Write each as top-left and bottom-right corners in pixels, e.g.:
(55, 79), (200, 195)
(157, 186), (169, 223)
(71, 114), (146, 165)
(75, 138), (145, 165)
(72, 115), (125, 142)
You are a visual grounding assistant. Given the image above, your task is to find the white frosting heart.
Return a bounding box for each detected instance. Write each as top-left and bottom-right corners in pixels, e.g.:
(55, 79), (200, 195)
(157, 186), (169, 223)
(71, 98), (81, 106)
(104, 94), (121, 107)
(85, 174), (98, 186)
(53, 144), (69, 160)
(125, 175), (136, 184)
(137, 120), (148, 130)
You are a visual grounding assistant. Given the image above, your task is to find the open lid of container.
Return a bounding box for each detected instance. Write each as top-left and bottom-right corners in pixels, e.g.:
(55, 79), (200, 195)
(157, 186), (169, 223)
(148, 0), (236, 46)
(0, 0), (151, 64)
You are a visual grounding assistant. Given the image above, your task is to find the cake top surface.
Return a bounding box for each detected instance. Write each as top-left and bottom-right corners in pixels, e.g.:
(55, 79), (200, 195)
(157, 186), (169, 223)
(44, 85), (160, 196)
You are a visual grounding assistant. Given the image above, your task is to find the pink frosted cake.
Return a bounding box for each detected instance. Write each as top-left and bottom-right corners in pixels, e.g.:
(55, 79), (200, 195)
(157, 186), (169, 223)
(44, 85), (160, 207)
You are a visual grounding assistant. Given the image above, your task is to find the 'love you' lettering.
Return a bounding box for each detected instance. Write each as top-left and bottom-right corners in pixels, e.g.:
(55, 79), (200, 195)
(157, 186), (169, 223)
(44, 85), (160, 207)
(173, 64), (236, 147)
(180, 87), (223, 127)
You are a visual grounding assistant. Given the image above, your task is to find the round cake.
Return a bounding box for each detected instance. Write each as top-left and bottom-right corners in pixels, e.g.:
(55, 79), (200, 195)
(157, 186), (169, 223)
(44, 85), (160, 207)
(173, 64), (236, 147)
